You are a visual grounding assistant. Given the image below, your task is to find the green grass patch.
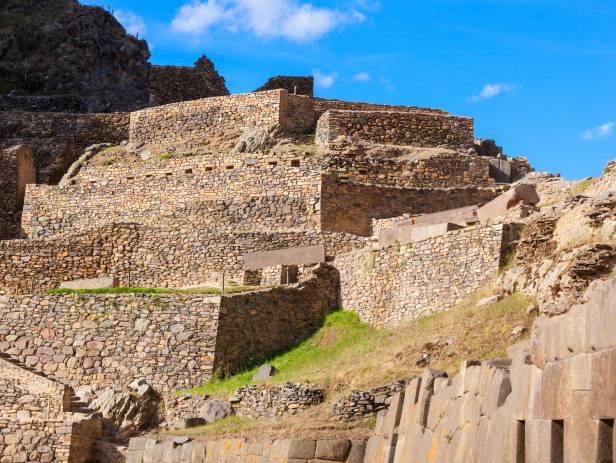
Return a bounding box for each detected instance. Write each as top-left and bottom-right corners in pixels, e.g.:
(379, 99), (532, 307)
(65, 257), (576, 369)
(185, 309), (385, 397)
(184, 290), (537, 401)
(46, 286), (261, 296)
(159, 153), (173, 160)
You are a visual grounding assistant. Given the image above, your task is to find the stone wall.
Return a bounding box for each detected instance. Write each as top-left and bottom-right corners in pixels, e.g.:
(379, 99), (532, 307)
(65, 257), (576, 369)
(0, 221), (365, 295)
(0, 293), (220, 391)
(0, 224), (139, 295)
(316, 110), (474, 150)
(364, 277), (616, 463)
(127, 436), (367, 463)
(129, 90), (314, 156)
(214, 264), (339, 374)
(0, 111), (129, 183)
(321, 179), (502, 236)
(23, 153), (323, 240)
(314, 98), (448, 118)
(0, 265), (339, 390)
(255, 76), (314, 97)
(324, 152), (492, 189)
(149, 55), (229, 106)
(1, 145), (36, 240)
(0, 356), (102, 463)
(335, 224), (505, 326)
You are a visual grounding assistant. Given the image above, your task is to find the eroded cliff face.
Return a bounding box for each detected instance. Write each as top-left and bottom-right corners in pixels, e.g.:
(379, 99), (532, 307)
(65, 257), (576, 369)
(0, 0), (150, 112)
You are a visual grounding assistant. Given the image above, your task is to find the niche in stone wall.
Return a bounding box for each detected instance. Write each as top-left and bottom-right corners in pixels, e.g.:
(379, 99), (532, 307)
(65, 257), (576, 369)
(14, 145), (36, 209)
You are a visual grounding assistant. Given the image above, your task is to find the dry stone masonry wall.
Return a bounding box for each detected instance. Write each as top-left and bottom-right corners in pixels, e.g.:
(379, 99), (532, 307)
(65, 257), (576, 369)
(129, 90), (314, 156)
(321, 180), (502, 236)
(316, 110), (474, 150)
(23, 153), (322, 240)
(0, 111), (129, 183)
(0, 265), (338, 391)
(335, 224), (505, 326)
(0, 293), (220, 391)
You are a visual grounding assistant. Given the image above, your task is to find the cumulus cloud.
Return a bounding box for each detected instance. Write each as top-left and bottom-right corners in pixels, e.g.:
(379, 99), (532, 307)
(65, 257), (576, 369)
(352, 72), (371, 82)
(171, 0), (227, 34)
(313, 69), (337, 88)
(470, 83), (518, 102)
(114, 9), (147, 36)
(170, 0), (366, 42)
(581, 122), (614, 140)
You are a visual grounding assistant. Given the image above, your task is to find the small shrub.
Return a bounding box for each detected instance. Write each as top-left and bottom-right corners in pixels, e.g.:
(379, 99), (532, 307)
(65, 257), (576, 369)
(159, 153), (172, 160)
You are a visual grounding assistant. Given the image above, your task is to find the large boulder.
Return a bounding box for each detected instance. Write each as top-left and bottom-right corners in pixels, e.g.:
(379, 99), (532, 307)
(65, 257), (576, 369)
(90, 379), (161, 440)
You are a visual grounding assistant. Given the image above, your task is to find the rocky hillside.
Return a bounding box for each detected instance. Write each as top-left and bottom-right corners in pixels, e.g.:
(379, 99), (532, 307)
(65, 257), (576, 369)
(0, 0), (150, 112)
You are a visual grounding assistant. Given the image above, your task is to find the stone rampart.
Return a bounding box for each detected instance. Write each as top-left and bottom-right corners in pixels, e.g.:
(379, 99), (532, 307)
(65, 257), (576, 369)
(0, 356), (102, 462)
(316, 110), (474, 150)
(127, 436), (367, 463)
(129, 90), (314, 156)
(0, 221), (365, 294)
(321, 180), (502, 236)
(23, 153), (322, 240)
(335, 224), (505, 326)
(0, 224), (139, 295)
(314, 98), (448, 118)
(364, 277), (616, 463)
(0, 265), (338, 390)
(0, 111), (129, 183)
(324, 152), (492, 189)
(0, 293), (220, 391)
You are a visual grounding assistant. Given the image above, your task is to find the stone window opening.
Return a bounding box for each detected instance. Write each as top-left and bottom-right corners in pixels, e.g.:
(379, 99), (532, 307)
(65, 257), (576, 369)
(205, 166), (214, 172)
(269, 161), (278, 167)
(226, 165), (234, 170)
(359, 169), (368, 175)
(126, 176), (134, 181)
(291, 159), (300, 167)
(185, 168), (193, 174)
(165, 172), (173, 177)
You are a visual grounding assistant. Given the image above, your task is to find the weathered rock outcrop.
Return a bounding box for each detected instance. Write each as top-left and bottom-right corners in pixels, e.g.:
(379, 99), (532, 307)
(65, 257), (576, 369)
(0, 0), (150, 112)
(498, 191), (616, 314)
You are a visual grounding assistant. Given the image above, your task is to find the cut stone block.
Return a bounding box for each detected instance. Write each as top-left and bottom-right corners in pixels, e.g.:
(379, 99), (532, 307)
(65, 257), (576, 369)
(477, 184), (540, 222)
(244, 245), (325, 270)
(377, 222), (463, 248)
(60, 276), (119, 290)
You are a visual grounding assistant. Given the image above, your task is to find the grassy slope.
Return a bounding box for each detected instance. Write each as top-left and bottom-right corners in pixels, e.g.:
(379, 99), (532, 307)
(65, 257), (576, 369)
(173, 288), (536, 439)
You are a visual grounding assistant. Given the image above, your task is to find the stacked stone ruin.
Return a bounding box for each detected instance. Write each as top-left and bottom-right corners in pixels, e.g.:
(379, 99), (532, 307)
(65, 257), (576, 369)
(0, 80), (560, 462)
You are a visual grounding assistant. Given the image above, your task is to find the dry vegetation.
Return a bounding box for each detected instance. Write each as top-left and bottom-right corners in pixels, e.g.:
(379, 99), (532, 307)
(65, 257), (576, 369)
(169, 288), (536, 439)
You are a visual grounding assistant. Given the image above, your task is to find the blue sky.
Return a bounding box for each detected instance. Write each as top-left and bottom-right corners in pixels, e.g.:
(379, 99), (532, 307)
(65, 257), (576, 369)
(86, 0), (615, 179)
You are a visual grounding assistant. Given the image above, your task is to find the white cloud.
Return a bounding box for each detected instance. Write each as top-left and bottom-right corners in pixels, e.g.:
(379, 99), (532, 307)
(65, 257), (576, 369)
(581, 122), (614, 140)
(170, 0), (366, 42)
(114, 10), (147, 37)
(171, 0), (227, 34)
(313, 69), (337, 88)
(470, 83), (518, 102)
(353, 72), (371, 82)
